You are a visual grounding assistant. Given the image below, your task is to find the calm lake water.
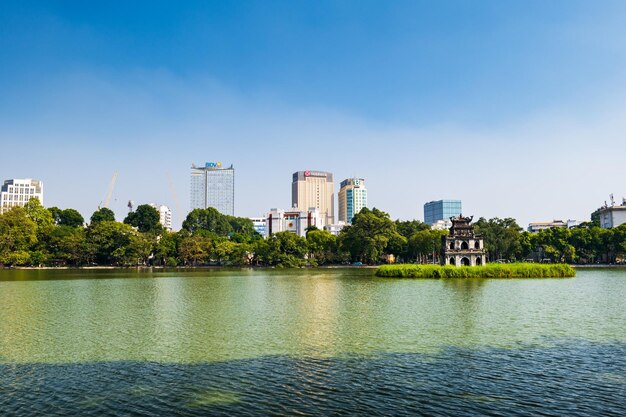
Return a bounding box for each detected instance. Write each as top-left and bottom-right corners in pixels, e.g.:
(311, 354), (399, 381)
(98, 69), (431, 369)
(1, 268), (625, 416)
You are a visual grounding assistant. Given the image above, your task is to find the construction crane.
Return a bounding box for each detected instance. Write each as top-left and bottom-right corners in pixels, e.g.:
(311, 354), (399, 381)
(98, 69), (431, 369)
(103, 172), (118, 208)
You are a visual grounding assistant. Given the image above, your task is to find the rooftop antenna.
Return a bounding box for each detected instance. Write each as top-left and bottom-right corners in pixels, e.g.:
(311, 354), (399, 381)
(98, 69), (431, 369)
(610, 194), (615, 206)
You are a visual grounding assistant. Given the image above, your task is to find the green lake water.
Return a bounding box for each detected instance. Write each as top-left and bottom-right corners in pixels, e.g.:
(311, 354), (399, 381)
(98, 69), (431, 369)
(1, 268), (625, 416)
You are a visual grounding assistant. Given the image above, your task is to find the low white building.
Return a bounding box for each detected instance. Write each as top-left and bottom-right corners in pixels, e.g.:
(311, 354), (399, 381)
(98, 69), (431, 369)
(0, 178), (44, 214)
(431, 219), (452, 230)
(266, 207), (323, 237)
(325, 221), (347, 236)
(528, 219), (583, 233)
(528, 220), (568, 233)
(149, 204), (173, 231)
(250, 217), (267, 238)
(597, 205), (626, 229)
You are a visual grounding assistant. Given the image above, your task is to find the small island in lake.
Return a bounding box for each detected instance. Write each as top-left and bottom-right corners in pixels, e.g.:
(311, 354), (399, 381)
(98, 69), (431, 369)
(377, 216), (575, 278)
(376, 263), (576, 278)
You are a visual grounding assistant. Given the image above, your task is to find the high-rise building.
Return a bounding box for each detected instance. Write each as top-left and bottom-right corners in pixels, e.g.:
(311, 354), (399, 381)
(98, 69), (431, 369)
(0, 178), (44, 214)
(424, 200), (462, 225)
(149, 204), (173, 231)
(292, 171), (334, 226)
(338, 178), (367, 224)
(190, 162), (235, 216)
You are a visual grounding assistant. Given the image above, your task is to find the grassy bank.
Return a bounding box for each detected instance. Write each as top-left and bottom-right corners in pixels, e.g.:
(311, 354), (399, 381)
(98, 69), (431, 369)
(376, 263), (576, 278)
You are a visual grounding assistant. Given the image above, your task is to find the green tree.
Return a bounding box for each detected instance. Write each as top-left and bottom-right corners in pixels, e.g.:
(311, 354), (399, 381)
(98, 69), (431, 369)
(0, 207), (38, 266)
(474, 217), (523, 262)
(24, 198), (54, 235)
(395, 220), (430, 239)
(47, 226), (90, 265)
(518, 231), (535, 261)
(257, 232), (308, 267)
(48, 207), (63, 224)
(90, 207), (116, 224)
(179, 234), (209, 265)
(49, 207), (85, 228)
(391, 220), (430, 261)
(209, 238), (237, 265)
(569, 226), (593, 263)
(86, 221), (148, 265)
(227, 242), (252, 266)
(339, 208), (404, 264)
(23, 198), (54, 264)
(227, 216), (260, 242)
(385, 233), (409, 262)
(590, 209), (601, 227)
(408, 229), (448, 263)
(306, 229), (337, 265)
(59, 208), (85, 228)
(124, 204), (163, 234)
(155, 230), (180, 266)
(611, 224), (626, 260)
(533, 227), (576, 263)
(182, 208), (233, 236)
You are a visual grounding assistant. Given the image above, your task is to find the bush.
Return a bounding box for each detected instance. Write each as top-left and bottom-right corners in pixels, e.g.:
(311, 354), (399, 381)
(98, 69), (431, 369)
(375, 263), (575, 279)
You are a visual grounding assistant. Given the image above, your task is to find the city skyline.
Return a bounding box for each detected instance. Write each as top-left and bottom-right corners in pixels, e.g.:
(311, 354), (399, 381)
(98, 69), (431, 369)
(0, 161), (621, 230)
(2, 1), (626, 228)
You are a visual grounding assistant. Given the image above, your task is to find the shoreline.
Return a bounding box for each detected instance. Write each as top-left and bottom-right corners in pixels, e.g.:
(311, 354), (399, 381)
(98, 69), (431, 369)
(1, 264), (380, 271)
(2, 264), (623, 271)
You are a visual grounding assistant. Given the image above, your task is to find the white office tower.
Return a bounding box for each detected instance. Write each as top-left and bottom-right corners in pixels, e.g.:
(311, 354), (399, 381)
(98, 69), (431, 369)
(0, 178), (44, 214)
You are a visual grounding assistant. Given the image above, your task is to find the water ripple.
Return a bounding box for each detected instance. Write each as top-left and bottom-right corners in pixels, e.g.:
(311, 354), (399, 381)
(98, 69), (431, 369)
(1, 340), (624, 416)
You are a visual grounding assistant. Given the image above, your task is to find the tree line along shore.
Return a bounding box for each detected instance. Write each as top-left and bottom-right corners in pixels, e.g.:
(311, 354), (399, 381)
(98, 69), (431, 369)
(1, 199), (626, 268)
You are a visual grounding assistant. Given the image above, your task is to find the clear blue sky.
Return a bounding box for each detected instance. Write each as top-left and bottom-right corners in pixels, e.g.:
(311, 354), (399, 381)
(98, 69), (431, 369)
(1, 1), (625, 228)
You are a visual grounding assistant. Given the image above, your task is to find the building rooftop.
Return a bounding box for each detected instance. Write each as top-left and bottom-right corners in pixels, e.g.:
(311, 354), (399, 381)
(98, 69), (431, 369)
(598, 204), (626, 212)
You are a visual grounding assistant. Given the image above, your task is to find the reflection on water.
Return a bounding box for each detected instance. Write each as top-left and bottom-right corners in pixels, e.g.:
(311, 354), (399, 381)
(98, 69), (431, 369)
(0, 341), (624, 416)
(1, 268), (626, 363)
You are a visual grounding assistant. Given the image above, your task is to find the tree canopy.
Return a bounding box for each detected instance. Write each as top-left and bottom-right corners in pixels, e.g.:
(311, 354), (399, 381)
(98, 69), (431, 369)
(340, 208), (405, 263)
(182, 207), (260, 242)
(90, 207), (116, 224)
(49, 207), (84, 227)
(2, 202), (626, 268)
(124, 204), (162, 234)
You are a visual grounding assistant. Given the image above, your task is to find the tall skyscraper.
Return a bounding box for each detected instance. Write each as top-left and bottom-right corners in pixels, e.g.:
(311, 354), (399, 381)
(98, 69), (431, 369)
(190, 162), (235, 216)
(0, 178), (44, 214)
(338, 178), (367, 224)
(424, 200), (462, 225)
(292, 171), (334, 226)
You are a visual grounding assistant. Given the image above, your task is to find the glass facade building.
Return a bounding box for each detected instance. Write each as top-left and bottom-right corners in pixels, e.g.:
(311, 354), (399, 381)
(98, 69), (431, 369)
(424, 200), (462, 225)
(190, 163), (235, 216)
(338, 178), (367, 224)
